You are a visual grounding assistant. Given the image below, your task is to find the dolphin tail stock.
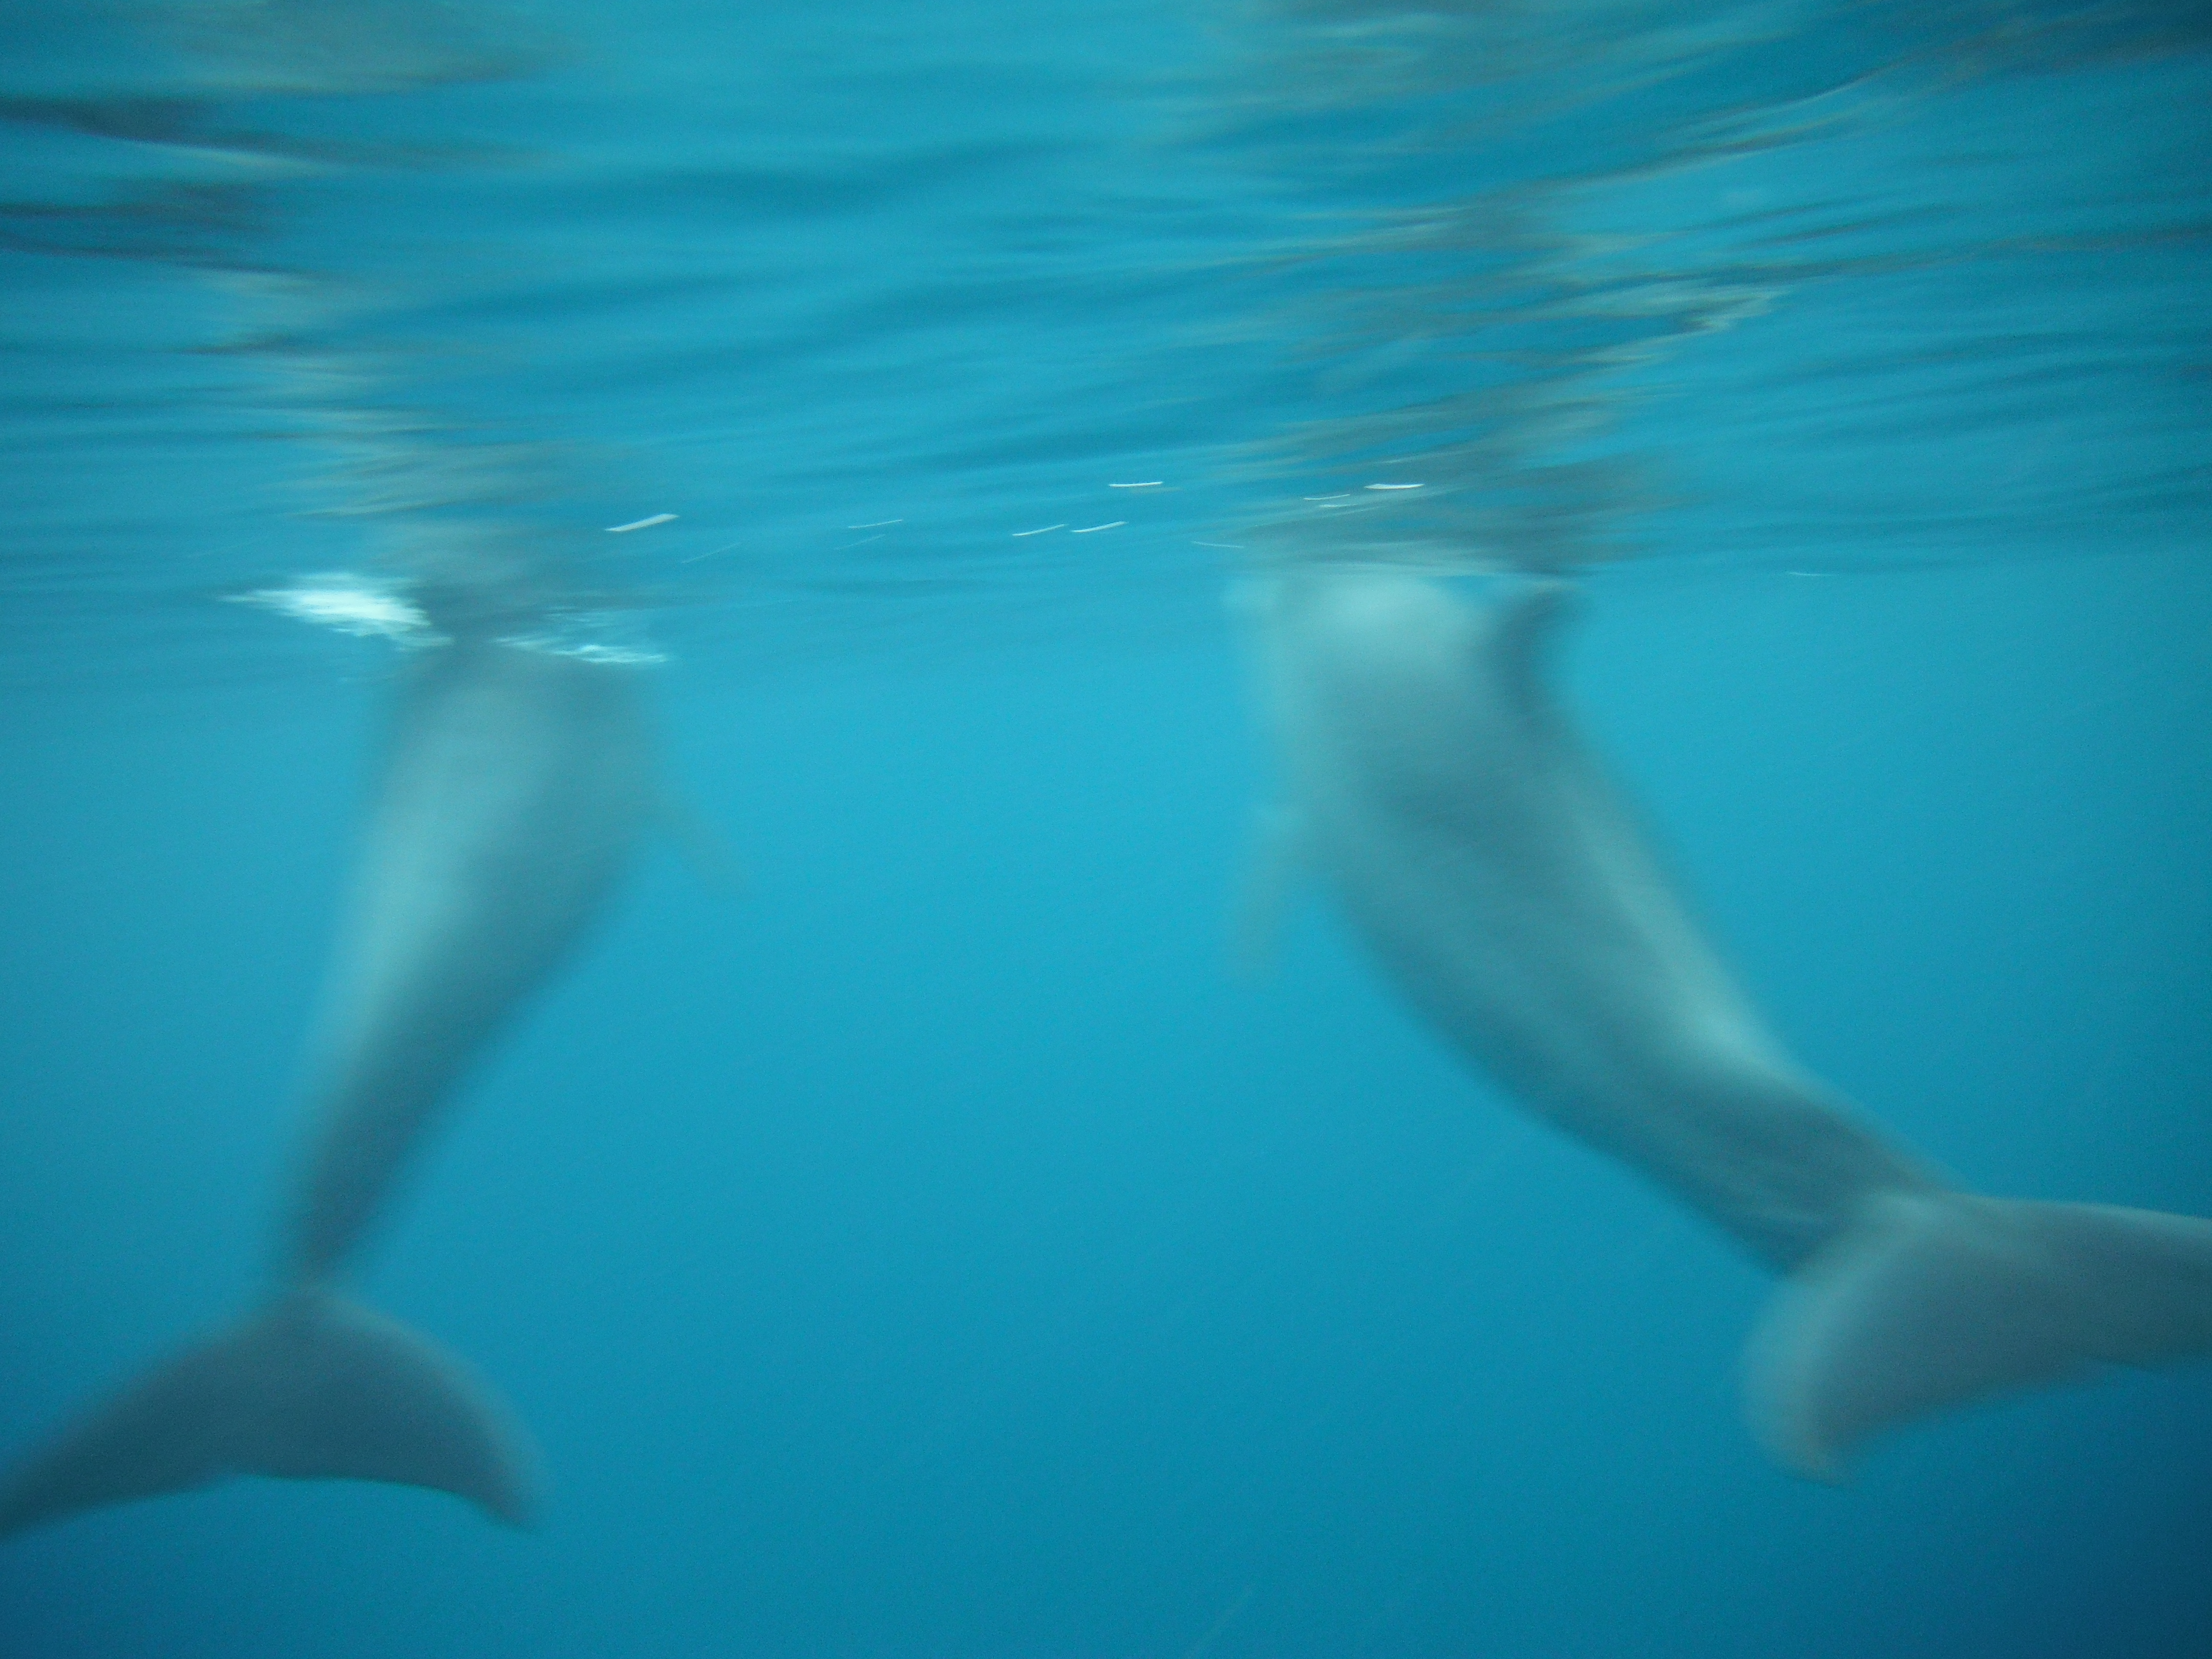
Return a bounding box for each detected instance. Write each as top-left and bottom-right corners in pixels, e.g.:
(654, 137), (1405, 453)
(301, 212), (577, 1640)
(0, 1286), (539, 1541)
(1744, 1188), (2212, 1479)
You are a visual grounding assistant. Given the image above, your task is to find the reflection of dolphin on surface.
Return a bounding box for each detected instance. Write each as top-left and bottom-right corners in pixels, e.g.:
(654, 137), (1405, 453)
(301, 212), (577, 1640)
(0, 616), (655, 1539)
(1239, 570), (2212, 1476)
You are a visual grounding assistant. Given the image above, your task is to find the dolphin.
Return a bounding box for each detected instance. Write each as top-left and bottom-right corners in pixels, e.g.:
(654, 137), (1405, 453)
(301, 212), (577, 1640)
(0, 625), (656, 1538)
(1238, 569), (2212, 1476)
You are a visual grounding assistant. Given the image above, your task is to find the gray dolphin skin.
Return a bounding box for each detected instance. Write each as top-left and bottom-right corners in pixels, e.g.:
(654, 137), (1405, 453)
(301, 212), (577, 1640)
(287, 634), (656, 1282)
(0, 628), (655, 1539)
(1240, 569), (2212, 1477)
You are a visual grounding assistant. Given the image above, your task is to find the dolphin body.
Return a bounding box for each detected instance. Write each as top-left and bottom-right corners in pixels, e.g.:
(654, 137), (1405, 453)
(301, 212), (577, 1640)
(0, 628), (655, 1538)
(1240, 570), (2212, 1476)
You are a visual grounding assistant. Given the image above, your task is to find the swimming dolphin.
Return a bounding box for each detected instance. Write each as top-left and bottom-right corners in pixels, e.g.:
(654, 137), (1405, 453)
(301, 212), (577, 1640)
(1239, 569), (2212, 1476)
(0, 627), (655, 1538)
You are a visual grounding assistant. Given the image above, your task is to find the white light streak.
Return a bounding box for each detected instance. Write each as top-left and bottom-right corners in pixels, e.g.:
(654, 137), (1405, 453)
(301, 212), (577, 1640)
(232, 577), (429, 640)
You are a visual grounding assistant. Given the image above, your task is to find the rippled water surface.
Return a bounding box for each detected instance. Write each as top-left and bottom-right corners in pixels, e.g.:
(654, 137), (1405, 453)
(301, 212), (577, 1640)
(5, 0), (2206, 679)
(2, 2), (2208, 1655)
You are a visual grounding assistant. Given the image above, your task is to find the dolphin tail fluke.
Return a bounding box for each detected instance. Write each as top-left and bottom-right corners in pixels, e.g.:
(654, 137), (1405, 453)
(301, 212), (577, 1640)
(1745, 1190), (2212, 1479)
(0, 1289), (539, 1540)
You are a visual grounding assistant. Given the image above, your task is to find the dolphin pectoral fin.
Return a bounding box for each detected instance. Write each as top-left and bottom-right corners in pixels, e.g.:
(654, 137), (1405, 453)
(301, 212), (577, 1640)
(1743, 1191), (2212, 1480)
(0, 1290), (540, 1540)
(1230, 803), (1309, 980)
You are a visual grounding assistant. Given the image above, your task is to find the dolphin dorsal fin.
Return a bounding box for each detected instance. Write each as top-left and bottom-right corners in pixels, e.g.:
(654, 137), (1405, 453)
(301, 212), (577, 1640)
(1482, 581), (1579, 732)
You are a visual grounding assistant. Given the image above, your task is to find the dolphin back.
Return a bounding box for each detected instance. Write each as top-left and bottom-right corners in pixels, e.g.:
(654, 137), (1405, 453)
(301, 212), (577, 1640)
(288, 638), (654, 1280)
(1245, 569), (2212, 1474)
(1243, 571), (1933, 1263)
(0, 1289), (539, 1540)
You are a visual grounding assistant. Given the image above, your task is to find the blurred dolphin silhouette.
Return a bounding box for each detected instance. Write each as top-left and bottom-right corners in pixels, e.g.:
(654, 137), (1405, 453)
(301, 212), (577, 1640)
(1239, 569), (2212, 1476)
(0, 627), (655, 1538)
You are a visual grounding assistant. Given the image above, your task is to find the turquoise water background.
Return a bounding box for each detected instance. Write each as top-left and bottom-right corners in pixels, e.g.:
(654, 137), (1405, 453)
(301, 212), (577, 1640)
(2, 2), (2209, 1653)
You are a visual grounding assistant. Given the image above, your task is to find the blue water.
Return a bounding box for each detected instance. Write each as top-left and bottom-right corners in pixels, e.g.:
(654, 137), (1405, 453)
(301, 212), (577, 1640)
(3, 1), (2209, 1653)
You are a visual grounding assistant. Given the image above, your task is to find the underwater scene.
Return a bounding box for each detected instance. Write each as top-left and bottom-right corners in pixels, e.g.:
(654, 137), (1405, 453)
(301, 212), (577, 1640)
(2, 1), (2208, 1654)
